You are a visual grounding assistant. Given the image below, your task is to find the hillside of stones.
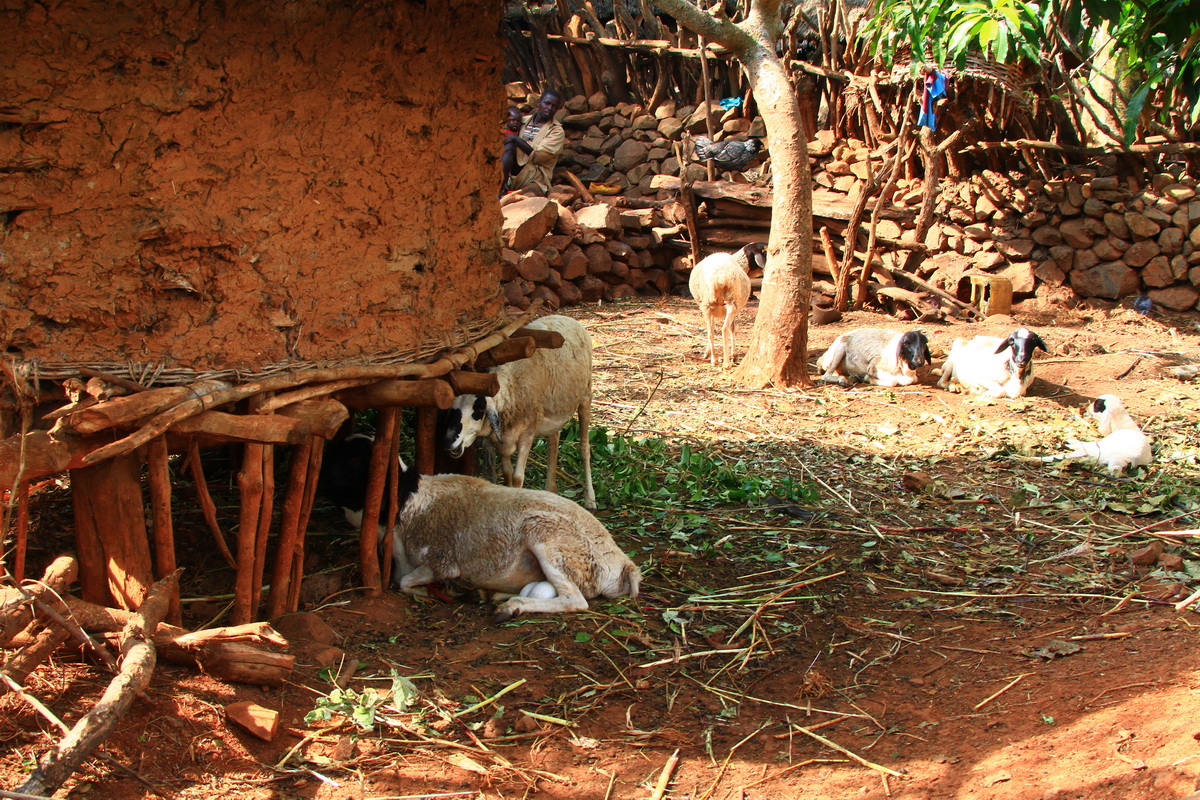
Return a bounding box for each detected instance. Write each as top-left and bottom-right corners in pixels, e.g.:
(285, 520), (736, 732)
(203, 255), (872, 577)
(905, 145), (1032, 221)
(499, 87), (1200, 315)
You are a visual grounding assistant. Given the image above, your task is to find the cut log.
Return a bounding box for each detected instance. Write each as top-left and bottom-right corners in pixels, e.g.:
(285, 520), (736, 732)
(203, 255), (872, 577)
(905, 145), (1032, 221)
(171, 410), (311, 445)
(443, 371), (500, 397)
(0, 429), (113, 487)
(335, 378), (455, 410)
(70, 453), (153, 609)
(0, 558), (76, 647)
(274, 397), (351, 439)
(61, 380), (232, 435)
(475, 337), (537, 369)
(511, 326), (566, 350)
(146, 437), (180, 625)
(17, 570), (178, 798)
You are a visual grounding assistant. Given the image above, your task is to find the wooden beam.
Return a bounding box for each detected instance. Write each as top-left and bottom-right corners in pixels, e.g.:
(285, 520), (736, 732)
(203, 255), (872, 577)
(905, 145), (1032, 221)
(335, 378), (455, 410)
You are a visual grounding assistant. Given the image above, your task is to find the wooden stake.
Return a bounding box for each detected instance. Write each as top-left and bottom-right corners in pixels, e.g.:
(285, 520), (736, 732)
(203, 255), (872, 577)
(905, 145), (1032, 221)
(359, 409), (398, 596)
(416, 407), (437, 476)
(13, 477), (29, 582)
(185, 442), (236, 570)
(287, 438), (324, 613)
(249, 441), (275, 620)
(265, 438), (313, 619)
(146, 437), (180, 625)
(234, 441), (264, 625)
(381, 419), (403, 590)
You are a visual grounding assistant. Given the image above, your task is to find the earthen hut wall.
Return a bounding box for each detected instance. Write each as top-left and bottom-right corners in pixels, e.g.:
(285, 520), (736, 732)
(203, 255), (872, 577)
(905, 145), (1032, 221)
(1, 0), (506, 375)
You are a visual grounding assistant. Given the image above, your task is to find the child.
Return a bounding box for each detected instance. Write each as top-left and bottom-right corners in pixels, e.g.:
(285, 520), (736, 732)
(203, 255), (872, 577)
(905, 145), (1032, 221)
(500, 106), (524, 196)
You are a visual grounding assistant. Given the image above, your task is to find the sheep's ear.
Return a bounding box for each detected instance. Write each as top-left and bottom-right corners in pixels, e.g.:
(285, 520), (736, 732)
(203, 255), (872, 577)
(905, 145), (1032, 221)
(485, 405), (503, 440)
(923, 345), (932, 362)
(1092, 397), (1107, 414)
(1032, 333), (1048, 353)
(471, 395), (487, 420)
(994, 336), (1015, 355)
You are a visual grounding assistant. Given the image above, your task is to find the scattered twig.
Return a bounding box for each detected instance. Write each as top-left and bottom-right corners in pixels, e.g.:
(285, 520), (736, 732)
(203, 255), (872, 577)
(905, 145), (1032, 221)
(648, 748), (680, 800)
(973, 673), (1031, 711)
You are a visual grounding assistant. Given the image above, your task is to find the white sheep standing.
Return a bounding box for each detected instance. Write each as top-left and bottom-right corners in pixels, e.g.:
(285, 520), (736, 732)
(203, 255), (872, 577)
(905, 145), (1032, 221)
(1039, 394), (1152, 475)
(389, 470), (640, 621)
(689, 242), (766, 368)
(815, 328), (931, 387)
(443, 314), (595, 509)
(937, 328), (1048, 398)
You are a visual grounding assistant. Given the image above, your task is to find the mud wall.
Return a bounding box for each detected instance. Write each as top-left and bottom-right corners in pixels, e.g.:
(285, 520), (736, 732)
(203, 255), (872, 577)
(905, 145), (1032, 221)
(0, 0), (505, 373)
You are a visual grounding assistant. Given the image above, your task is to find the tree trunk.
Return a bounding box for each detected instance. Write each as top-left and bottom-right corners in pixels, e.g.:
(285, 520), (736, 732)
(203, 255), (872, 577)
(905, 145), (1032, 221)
(653, 0), (814, 388)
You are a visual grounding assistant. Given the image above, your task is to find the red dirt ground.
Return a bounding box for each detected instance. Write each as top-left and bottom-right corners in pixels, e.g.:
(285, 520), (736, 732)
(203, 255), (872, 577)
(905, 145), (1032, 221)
(3, 296), (1200, 800)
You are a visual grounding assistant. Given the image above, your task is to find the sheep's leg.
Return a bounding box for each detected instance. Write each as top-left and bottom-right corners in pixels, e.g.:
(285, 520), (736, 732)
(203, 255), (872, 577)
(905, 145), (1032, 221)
(721, 303), (737, 369)
(510, 434), (535, 488)
(700, 311), (710, 367)
(493, 545), (589, 621)
(578, 399), (596, 510)
(545, 431), (560, 493)
(398, 564), (446, 595)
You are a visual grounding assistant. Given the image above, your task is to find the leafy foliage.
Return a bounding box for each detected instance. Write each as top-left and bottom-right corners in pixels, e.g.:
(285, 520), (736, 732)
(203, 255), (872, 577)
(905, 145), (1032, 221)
(523, 422), (817, 511)
(305, 670), (419, 730)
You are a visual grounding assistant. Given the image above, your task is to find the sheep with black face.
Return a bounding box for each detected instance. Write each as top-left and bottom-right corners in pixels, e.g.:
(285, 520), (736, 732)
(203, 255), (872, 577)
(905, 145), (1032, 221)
(443, 314), (595, 509)
(937, 328), (1047, 398)
(1039, 394), (1152, 475)
(815, 328), (932, 387)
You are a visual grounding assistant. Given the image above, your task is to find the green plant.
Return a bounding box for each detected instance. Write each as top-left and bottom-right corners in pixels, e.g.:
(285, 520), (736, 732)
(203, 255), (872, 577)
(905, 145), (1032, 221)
(305, 670), (419, 730)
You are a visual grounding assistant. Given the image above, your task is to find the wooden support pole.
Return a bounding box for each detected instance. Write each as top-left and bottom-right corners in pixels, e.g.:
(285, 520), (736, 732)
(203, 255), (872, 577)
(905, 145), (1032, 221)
(249, 441), (275, 621)
(511, 327), (566, 350)
(233, 442), (264, 625)
(171, 410), (310, 445)
(265, 437), (312, 620)
(359, 410), (398, 596)
(380, 419), (403, 590)
(698, 35), (716, 182)
(681, 177), (702, 267)
(443, 371), (500, 398)
(475, 337), (537, 369)
(145, 437), (180, 626)
(17, 570), (178, 799)
(287, 437), (324, 614)
(13, 478), (29, 582)
(70, 453), (153, 609)
(185, 442), (236, 570)
(335, 378), (455, 411)
(416, 408), (437, 477)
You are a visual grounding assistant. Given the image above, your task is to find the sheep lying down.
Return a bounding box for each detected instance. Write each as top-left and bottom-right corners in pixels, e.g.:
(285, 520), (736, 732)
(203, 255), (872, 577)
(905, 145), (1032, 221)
(816, 328), (931, 387)
(388, 473), (641, 621)
(1039, 394), (1152, 475)
(937, 328), (1047, 398)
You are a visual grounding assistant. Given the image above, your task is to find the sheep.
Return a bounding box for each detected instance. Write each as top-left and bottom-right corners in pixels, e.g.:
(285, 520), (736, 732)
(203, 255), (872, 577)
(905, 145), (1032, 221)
(1039, 394), (1152, 475)
(386, 470), (641, 620)
(443, 314), (595, 509)
(815, 328), (931, 387)
(689, 242), (766, 368)
(936, 328), (1047, 398)
(317, 437), (638, 618)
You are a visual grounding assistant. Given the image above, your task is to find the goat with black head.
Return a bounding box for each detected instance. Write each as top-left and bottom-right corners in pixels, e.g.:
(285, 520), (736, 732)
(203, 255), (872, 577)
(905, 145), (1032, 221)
(815, 328), (932, 387)
(938, 328), (1047, 398)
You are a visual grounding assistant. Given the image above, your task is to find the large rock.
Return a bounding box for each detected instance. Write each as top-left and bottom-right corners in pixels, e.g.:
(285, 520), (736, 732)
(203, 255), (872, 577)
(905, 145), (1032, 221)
(584, 242), (613, 274)
(999, 261), (1036, 293)
(1148, 284), (1199, 310)
(1034, 260), (1068, 286)
(612, 139), (649, 172)
(1059, 218), (1095, 248)
(516, 250), (551, 282)
(1159, 227), (1185, 256)
(575, 203), (622, 234)
(1141, 256), (1174, 288)
(996, 237), (1035, 259)
(1125, 211), (1162, 239)
(1071, 261), (1140, 298)
(1103, 212), (1130, 238)
(1032, 226), (1063, 246)
(1093, 237), (1127, 261)
(1123, 239), (1161, 268)
(502, 197), (559, 252)
(1074, 248), (1100, 272)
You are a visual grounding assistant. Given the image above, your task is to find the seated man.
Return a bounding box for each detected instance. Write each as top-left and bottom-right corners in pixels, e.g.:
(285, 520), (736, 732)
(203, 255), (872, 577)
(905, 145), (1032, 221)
(503, 89), (565, 197)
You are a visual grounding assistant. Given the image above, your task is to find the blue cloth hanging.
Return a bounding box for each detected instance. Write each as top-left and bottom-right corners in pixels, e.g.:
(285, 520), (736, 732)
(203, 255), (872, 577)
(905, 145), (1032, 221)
(719, 96), (743, 110)
(918, 70), (947, 131)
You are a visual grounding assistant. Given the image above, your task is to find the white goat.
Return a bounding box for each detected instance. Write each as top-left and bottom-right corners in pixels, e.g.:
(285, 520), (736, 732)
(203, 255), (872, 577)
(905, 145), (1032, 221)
(689, 242), (766, 368)
(443, 315), (595, 509)
(937, 328), (1047, 398)
(1040, 394), (1152, 475)
(388, 472), (641, 621)
(816, 328), (931, 387)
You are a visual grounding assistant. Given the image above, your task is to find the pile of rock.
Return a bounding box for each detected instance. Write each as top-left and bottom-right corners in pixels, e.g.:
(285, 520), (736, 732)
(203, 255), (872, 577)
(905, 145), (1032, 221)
(499, 194), (680, 310)
(918, 169), (1199, 311)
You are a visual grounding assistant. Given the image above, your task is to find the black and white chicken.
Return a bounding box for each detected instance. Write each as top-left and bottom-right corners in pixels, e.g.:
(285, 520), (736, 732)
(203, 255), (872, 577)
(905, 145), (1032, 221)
(693, 136), (763, 172)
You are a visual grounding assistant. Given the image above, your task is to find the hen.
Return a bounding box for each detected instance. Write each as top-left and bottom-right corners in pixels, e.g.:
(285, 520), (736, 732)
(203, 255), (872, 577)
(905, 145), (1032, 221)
(693, 136), (762, 172)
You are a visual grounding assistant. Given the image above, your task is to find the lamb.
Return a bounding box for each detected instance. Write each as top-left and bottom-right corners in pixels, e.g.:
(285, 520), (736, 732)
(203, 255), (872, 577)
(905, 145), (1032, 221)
(689, 242), (766, 368)
(1039, 394), (1152, 475)
(443, 314), (595, 509)
(387, 470), (641, 620)
(937, 328), (1047, 398)
(815, 328), (931, 387)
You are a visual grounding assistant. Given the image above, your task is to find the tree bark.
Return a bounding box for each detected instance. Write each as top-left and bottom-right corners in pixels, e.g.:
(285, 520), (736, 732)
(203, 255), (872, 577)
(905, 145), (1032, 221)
(655, 0), (814, 388)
